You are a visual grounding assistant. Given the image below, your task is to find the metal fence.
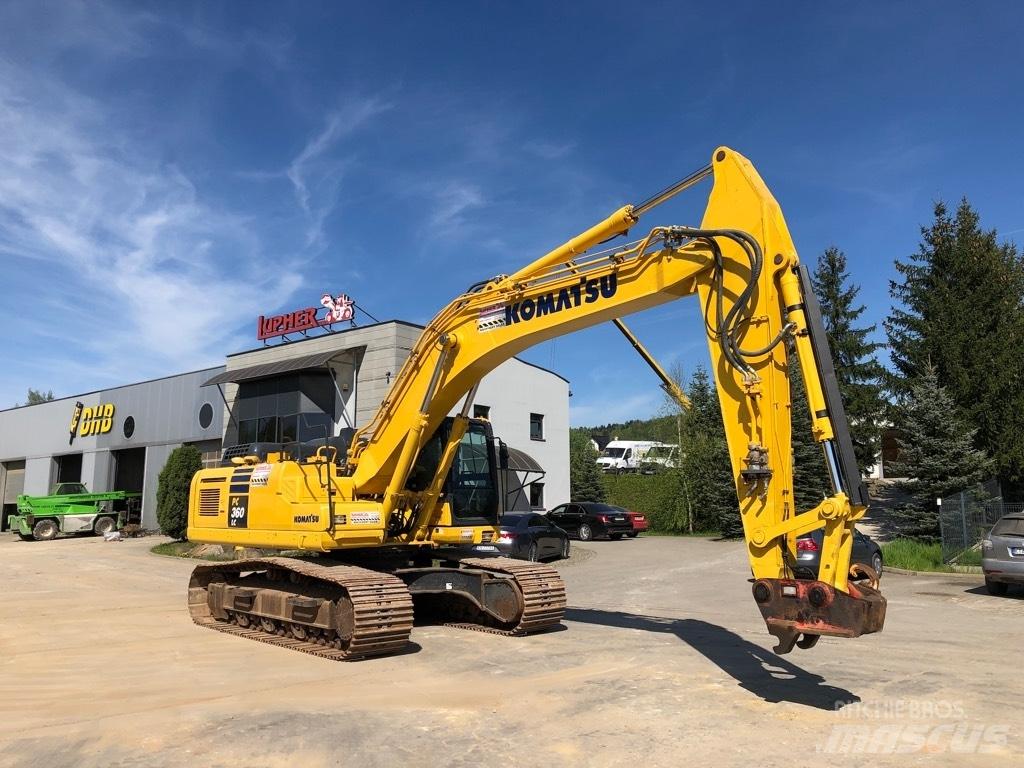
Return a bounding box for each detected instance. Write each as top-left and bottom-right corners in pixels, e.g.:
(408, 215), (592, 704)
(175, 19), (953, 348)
(939, 479), (1024, 563)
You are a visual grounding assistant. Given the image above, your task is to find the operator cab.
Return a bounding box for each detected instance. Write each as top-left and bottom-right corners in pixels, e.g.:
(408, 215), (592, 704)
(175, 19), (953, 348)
(406, 417), (500, 526)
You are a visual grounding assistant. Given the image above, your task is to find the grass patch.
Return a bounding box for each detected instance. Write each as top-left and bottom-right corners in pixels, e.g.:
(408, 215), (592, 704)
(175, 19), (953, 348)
(150, 541), (307, 562)
(881, 538), (952, 572)
(151, 541), (198, 558)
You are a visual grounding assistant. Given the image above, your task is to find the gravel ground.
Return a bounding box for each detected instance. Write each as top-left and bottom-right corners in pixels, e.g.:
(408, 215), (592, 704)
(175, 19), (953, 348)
(1, 533), (1021, 767)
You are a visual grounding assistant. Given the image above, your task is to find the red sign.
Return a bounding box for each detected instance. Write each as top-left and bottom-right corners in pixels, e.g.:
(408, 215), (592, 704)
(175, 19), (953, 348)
(257, 294), (355, 341)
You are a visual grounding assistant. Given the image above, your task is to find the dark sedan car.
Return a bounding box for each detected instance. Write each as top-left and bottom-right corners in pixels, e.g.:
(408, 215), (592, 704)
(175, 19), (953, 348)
(495, 513), (570, 561)
(547, 502), (634, 541)
(792, 528), (882, 580)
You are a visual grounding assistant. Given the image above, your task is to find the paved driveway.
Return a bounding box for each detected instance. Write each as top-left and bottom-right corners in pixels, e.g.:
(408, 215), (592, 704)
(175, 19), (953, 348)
(1, 534), (1020, 767)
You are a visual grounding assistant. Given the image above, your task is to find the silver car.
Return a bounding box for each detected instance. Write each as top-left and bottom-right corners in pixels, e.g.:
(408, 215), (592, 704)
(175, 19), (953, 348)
(981, 514), (1024, 595)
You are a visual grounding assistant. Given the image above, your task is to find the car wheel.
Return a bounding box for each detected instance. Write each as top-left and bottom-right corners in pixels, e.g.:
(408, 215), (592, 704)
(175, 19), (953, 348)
(609, 533), (623, 541)
(986, 579), (1009, 596)
(871, 552), (883, 576)
(32, 519), (59, 541)
(93, 516), (116, 535)
(527, 542), (539, 562)
(627, 532), (639, 538)
(561, 539), (570, 560)
(17, 533), (35, 542)
(578, 524), (593, 541)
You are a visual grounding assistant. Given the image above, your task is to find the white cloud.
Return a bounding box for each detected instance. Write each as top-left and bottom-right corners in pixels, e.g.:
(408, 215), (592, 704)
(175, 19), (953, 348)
(286, 98), (393, 247)
(0, 60), (302, 406)
(427, 181), (486, 236)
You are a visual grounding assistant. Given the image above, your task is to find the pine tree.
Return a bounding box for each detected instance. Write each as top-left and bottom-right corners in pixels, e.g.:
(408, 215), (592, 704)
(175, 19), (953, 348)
(26, 388), (54, 405)
(812, 247), (885, 474)
(886, 200), (1024, 498)
(569, 429), (606, 503)
(888, 368), (992, 538)
(680, 367), (739, 536)
(789, 351), (834, 512)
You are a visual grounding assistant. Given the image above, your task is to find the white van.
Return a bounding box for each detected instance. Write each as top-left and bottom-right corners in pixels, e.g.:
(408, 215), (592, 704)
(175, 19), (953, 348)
(596, 440), (661, 473)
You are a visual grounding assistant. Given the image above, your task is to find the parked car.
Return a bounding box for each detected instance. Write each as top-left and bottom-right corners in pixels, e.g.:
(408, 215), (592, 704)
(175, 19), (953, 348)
(982, 513), (1024, 595)
(624, 509), (649, 537)
(792, 528), (882, 580)
(495, 513), (570, 562)
(547, 502), (634, 541)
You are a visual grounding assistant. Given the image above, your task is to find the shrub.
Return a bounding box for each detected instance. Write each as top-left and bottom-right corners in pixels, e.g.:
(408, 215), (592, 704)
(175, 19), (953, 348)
(156, 445), (203, 540)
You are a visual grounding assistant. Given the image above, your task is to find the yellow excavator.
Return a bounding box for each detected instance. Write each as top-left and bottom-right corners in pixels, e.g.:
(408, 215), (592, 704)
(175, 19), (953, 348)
(186, 146), (887, 660)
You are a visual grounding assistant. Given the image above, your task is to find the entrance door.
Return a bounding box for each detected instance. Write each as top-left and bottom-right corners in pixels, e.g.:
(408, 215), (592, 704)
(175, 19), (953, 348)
(112, 448), (146, 525)
(1, 460), (25, 531)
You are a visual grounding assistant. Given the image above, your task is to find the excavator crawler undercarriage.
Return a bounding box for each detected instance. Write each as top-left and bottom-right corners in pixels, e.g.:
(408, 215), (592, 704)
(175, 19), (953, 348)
(188, 556), (566, 660)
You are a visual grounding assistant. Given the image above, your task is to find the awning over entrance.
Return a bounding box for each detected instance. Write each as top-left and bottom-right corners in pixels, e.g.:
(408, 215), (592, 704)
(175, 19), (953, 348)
(201, 350), (349, 387)
(504, 446), (543, 474)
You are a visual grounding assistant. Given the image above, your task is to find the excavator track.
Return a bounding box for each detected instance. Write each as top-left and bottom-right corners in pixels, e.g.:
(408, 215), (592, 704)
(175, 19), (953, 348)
(188, 558), (414, 661)
(441, 557), (566, 636)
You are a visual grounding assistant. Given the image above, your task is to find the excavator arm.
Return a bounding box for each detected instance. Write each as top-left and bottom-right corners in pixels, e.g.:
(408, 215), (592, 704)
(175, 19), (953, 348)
(344, 146), (886, 653)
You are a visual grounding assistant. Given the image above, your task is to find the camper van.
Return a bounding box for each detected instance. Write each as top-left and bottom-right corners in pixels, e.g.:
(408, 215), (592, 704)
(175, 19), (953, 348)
(596, 440), (661, 473)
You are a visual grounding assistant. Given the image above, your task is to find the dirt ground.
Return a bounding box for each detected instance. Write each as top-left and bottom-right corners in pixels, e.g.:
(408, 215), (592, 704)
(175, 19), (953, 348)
(1, 534), (1021, 768)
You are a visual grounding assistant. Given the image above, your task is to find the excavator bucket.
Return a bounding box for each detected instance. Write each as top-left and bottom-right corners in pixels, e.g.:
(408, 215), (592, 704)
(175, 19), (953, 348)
(751, 576), (887, 654)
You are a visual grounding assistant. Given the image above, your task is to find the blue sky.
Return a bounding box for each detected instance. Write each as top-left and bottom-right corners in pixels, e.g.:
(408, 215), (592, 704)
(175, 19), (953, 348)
(2, 2), (1023, 424)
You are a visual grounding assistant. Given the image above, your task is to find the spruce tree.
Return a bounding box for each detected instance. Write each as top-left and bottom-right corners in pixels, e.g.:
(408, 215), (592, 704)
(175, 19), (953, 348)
(789, 351), (834, 512)
(886, 200), (1024, 498)
(569, 429), (606, 503)
(812, 247), (885, 474)
(680, 367), (739, 536)
(888, 368), (991, 538)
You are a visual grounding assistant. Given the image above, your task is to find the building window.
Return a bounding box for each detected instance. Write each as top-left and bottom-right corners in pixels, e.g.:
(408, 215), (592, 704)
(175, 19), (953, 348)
(198, 402), (214, 429)
(530, 413), (544, 441)
(529, 482), (544, 509)
(122, 416), (135, 439)
(235, 372), (334, 445)
(473, 404), (490, 420)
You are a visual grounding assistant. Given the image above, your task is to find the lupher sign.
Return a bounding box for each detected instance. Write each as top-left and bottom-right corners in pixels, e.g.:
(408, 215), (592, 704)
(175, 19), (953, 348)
(257, 293), (355, 341)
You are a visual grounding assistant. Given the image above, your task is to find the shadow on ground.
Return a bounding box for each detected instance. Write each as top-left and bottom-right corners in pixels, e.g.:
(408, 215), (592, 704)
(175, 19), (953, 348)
(963, 584), (1024, 600)
(564, 607), (858, 710)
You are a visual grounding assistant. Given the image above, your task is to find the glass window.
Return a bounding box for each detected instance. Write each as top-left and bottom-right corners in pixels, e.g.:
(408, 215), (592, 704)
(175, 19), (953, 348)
(992, 517), (1024, 537)
(529, 482), (545, 509)
(451, 425), (497, 521)
(279, 414), (299, 444)
(198, 403), (214, 429)
(300, 372), (335, 414)
(236, 385), (258, 420)
(257, 416), (279, 443)
(256, 378), (279, 417)
(530, 413), (544, 441)
(298, 412), (333, 442)
(473, 404), (490, 419)
(238, 419), (258, 445)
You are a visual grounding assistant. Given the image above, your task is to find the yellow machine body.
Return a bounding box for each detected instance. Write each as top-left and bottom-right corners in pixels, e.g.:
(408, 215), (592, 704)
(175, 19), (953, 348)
(187, 147), (886, 656)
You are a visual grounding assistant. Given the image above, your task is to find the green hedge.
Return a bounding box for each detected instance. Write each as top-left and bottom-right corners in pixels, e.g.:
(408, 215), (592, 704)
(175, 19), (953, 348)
(601, 472), (714, 534)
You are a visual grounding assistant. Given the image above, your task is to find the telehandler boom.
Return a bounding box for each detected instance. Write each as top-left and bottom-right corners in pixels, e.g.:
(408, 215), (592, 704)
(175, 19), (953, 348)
(187, 147), (886, 659)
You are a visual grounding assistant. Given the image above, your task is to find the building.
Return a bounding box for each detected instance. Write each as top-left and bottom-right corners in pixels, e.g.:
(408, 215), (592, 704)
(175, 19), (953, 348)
(0, 320), (569, 531)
